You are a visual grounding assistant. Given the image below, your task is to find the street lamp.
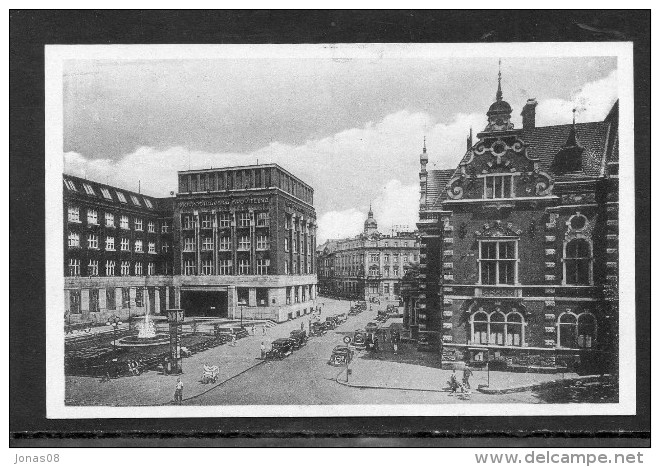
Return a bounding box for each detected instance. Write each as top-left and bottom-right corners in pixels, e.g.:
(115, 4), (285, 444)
(106, 316), (123, 351)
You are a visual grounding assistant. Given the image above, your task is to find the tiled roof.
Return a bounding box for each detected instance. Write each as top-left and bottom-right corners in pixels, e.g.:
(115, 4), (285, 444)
(63, 174), (167, 211)
(521, 121), (611, 178)
(426, 169), (454, 207)
(608, 133), (619, 163)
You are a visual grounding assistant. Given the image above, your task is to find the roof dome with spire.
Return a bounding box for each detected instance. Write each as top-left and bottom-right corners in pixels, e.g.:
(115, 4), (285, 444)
(363, 204), (378, 234)
(484, 60), (515, 133)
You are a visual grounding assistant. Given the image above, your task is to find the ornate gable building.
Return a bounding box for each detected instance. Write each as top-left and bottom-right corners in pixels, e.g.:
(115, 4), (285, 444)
(416, 71), (619, 373)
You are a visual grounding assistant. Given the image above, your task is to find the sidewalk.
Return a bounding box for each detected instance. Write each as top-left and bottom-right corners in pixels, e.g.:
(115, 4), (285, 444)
(335, 356), (582, 394)
(65, 299), (350, 406)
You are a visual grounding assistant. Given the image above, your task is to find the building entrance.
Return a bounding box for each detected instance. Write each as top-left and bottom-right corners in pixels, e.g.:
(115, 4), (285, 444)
(180, 290), (228, 317)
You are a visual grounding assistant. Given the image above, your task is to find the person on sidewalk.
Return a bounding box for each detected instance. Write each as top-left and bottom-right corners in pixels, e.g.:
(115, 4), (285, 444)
(260, 342), (266, 359)
(462, 364), (473, 390)
(251, 324), (256, 335)
(448, 370), (459, 396)
(174, 378), (183, 404)
(230, 334), (237, 346)
(262, 326), (267, 336)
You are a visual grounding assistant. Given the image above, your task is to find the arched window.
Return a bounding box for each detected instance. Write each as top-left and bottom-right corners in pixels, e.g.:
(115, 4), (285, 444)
(558, 313), (578, 348)
(472, 311), (488, 344)
(506, 312), (523, 346)
(565, 239), (591, 285)
(489, 312), (505, 345)
(577, 313), (597, 348)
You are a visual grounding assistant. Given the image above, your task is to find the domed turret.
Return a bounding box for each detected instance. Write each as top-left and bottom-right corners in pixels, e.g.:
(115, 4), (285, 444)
(364, 204), (378, 235)
(484, 60), (514, 132)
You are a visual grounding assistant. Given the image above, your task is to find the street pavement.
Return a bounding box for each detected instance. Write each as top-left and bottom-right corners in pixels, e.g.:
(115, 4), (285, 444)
(66, 298), (570, 406)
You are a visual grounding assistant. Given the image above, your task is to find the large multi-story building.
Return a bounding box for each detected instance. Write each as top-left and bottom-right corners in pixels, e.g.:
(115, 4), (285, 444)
(414, 72), (619, 372)
(317, 208), (420, 302)
(63, 164), (318, 324)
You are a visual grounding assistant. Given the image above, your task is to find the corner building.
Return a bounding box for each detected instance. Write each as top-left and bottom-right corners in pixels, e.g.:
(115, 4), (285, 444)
(174, 164), (318, 321)
(416, 75), (619, 372)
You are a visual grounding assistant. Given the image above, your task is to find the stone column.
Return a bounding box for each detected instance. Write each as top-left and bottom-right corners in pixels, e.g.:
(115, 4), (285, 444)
(227, 285), (237, 319)
(175, 287), (181, 308)
(248, 287), (257, 307)
(81, 288), (90, 313)
(99, 288), (107, 315)
(154, 287), (161, 314)
(165, 286), (171, 310)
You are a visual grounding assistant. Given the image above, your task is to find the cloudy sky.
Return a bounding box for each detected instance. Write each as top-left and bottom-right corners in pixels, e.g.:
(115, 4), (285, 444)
(63, 53), (618, 242)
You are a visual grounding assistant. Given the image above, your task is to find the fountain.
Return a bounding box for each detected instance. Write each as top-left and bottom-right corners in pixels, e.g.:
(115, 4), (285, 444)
(116, 310), (169, 347)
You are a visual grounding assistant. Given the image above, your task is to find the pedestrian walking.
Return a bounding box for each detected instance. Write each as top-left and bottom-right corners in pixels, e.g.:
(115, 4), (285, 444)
(448, 369), (459, 396)
(393, 342), (398, 354)
(260, 342), (266, 359)
(230, 334), (237, 346)
(262, 326), (266, 336)
(301, 321), (304, 331)
(174, 377), (183, 404)
(462, 364), (473, 390)
(251, 324), (255, 335)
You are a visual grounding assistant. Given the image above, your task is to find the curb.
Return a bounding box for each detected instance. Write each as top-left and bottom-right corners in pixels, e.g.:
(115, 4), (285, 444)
(476, 374), (611, 395)
(334, 369), (448, 393)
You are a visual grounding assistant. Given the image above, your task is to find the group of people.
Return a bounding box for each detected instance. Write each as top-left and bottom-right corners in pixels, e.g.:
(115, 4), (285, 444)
(448, 366), (473, 396)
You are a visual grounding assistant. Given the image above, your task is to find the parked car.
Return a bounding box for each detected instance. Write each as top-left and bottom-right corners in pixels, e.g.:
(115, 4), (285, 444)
(324, 317), (337, 330)
(348, 308), (360, 316)
(353, 329), (366, 349)
(289, 330), (308, 349)
(336, 313), (348, 323)
(310, 322), (326, 337)
(215, 326), (249, 339)
(267, 338), (295, 359)
(329, 345), (354, 366)
(328, 315), (342, 326)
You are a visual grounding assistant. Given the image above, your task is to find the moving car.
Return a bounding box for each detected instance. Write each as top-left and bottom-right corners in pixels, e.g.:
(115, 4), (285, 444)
(289, 330), (308, 349)
(329, 345), (354, 366)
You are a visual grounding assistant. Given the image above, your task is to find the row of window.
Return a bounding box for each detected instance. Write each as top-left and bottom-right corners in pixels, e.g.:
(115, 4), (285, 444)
(182, 259), (270, 276)
(67, 207), (170, 232)
(470, 311), (596, 349)
(284, 259), (313, 275)
(67, 287), (167, 313)
(182, 235), (270, 252)
(181, 212), (269, 229)
(68, 233), (165, 254)
(368, 253), (418, 263)
(65, 179), (155, 208)
(475, 239), (592, 285)
(68, 259), (159, 276)
(284, 237), (313, 254)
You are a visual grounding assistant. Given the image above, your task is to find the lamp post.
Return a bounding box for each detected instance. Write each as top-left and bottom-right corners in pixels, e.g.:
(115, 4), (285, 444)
(106, 316), (123, 351)
(240, 306), (243, 329)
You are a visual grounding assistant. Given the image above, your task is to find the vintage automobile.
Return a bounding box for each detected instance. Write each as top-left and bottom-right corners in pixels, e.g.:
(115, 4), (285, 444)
(310, 321), (326, 337)
(266, 338), (295, 359)
(329, 345), (354, 366)
(348, 307), (360, 316)
(289, 329), (308, 349)
(353, 329), (366, 349)
(324, 317), (337, 330)
(335, 313), (348, 323)
(328, 315), (342, 326)
(215, 326), (250, 339)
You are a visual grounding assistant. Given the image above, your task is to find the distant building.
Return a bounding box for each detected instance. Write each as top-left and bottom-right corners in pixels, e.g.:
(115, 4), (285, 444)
(63, 163), (318, 324)
(317, 207), (420, 302)
(415, 70), (619, 372)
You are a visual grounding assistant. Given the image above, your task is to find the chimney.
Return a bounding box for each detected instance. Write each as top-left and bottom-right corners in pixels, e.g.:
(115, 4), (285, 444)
(521, 98), (537, 129)
(466, 127), (473, 150)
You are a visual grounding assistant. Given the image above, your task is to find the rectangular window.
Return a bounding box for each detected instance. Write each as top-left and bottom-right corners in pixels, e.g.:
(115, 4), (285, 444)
(393, 254), (399, 263)
(148, 221), (155, 233)
(148, 242), (156, 254)
(182, 215), (195, 230)
(68, 259), (80, 276)
(105, 212), (115, 227)
(130, 195), (141, 206)
(100, 187), (112, 200)
(201, 237), (214, 251)
(161, 222), (171, 233)
(162, 242), (170, 253)
(256, 212), (269, 226)
(134, 218), (143, 231)
(116, 191), (127, 203)
(134, 262), (143, 276)
(120, 215), (129, 229)
(120, 238), (130, 251)
(237, 288), (249, 306)
(148, 262), (155, 275)
(285, 260), (290, 275)
(384, 254), (390, 263)
(83, 183), (96, 196)
(120, 261), (131, 276)
(238, 259), (250, 275)
(87, 209), (98, 225)
(284, 237), (289, 252)
(293, 238), (298, 253)
(184, 259), (196, 275)
(106, 288), (116, 309)
(218, 259), (233, 275)
(87, 234), (99, 250)
(144, 198), (154, 209)
(122, 288), (130, 308)
(238, 236), (250, 250)
(64, 179), (78, 191)
(238, 212), (251, 227)
(183, 237), (195, 252)
(88, 260), (99, 276)
(479, 240), (517, 285)
(384, 283), (390, 294)
(256, 235), (269, 250)
(219, 213), (231, 227)
(219, 236), (231, 250)
(201, 214), (213, 229)
(134, 240), (143, 253)
(105, 260), (116, 276)
(394, 268), (400, 277)
(68, 232), (80, 248)
(484, 175), (514, 199)
(105, 236), (115, 251)
(67, 206), (80, 223)
(89, 289), (99, 313)
(201, 260), (214, 275)
(256, 259), (270, 275)
(370, 254), (379, 262)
